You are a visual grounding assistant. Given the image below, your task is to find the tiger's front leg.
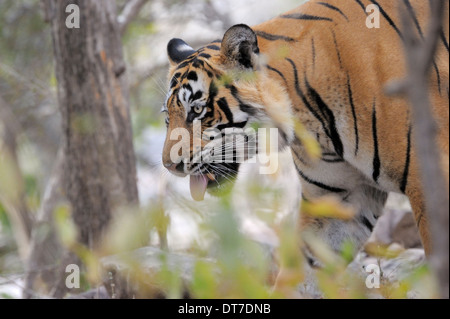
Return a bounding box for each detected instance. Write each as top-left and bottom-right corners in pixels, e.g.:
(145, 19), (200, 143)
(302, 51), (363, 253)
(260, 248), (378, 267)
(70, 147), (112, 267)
(285, 144), (388, 296)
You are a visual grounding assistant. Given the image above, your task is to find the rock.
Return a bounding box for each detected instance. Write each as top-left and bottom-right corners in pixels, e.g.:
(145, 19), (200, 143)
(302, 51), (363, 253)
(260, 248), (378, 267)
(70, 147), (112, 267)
(391, 213), (422, 249)
(100, 247), (214, 299)
(369, 207), (422, 249)
(66, 287), (110, 299)
(351, 248), (428, 299)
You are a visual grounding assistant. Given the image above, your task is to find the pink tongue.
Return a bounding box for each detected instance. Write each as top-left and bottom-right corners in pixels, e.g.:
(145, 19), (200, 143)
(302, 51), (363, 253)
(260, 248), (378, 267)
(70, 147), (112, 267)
(190, 175), (208, 201)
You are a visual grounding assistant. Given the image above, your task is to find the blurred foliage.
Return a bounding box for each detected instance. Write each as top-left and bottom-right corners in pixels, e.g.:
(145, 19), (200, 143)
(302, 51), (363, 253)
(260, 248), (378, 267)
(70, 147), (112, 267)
(0, 0), (53, 111)
(294, 121), (322, 161)
(301, 197), (355, 220)
(0, 203), (11, 236)
(23, 174), (40, 212)
(48, 170), (436, 299)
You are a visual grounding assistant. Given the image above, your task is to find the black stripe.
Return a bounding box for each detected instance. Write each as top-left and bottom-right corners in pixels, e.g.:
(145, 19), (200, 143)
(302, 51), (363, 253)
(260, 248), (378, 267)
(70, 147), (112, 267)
(331, 30), (343, 68)
(280, 13), (333, 22)
(228, 85), (257, 116)
(208, 81), (218, 98)
(304, 77), (344, 158)
(400, 125), (412, 193)
(206, 45), (220, 51)
(302, 248), (320, 269)
(372, 100), (381, 182)
(403, 0), (424, 38)
(206, 82), (218, 115)
(322, 158), (344, 163)
(360, 215), (374, 232)
(176, 60), (190, 70)
(190, 91), (202, 102)
(286, 58), (330, 139)
(355, 0), (368, 14)
(203, 111), (214, 122)
(416, 213), (424, 229)
(317, 2), (349, 21)
(238, 103), (256, 116)
(266, 65), (288, 87)
(192, 59), (205, 68)
(234, 121), (248, 129)
(217, 97), (234, 124)
(216, 120), (248, 131)
(255, 31), (296, 42)
(347, 75), (359, 156)
(199, 53), (211, 59)
(433, 62), (442, 94)
(368, 0), (403, 39)
(182, 83), (193, 95)
(440, 30), (449, 53)
(170, 78), (178, 89)
(296, 166), (347, 193)
(187, 71), (198, 81)
(176, 95), (183, 109)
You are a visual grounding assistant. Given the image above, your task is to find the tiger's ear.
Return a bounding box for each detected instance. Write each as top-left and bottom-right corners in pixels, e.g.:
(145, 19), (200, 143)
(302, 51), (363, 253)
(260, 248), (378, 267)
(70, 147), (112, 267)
(167, 38), (196, 66)
(221, 24), (259, 70)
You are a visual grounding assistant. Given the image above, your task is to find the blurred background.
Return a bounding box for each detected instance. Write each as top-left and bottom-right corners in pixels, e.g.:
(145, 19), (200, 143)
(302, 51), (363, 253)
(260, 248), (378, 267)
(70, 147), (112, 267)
(0, 0), (430, 299)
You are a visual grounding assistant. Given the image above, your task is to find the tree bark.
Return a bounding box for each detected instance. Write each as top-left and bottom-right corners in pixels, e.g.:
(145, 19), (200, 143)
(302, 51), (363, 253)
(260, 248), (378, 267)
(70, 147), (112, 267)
(47, 0), (139, 247)
(24, 0), (140, 298)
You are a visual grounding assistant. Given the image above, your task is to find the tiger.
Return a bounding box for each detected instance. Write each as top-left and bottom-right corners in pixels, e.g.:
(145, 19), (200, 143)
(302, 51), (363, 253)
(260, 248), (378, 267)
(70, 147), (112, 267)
(161, 0), (449, 281)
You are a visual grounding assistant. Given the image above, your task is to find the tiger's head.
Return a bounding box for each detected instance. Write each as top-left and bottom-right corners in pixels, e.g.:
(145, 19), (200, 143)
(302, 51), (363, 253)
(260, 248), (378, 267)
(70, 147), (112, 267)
(162, 24), (293, 201)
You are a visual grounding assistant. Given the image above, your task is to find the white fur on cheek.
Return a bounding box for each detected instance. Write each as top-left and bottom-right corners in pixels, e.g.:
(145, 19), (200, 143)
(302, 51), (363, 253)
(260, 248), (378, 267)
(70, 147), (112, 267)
(178, 88), (191, 116)
(189, 72), (205, 96)
(231, 108), (249, 123)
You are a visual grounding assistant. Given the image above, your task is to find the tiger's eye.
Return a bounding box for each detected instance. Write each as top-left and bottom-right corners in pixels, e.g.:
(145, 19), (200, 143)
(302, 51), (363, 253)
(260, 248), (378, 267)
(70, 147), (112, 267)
(193, 105), (203, 114)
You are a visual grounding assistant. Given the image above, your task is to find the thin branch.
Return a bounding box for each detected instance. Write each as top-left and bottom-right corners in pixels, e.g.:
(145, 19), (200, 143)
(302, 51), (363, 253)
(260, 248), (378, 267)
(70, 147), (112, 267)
(394, 0), (449, 298)
(0, 95), (33, 261)
(23, 147), (66, 298)
(117, 0), (150, 35)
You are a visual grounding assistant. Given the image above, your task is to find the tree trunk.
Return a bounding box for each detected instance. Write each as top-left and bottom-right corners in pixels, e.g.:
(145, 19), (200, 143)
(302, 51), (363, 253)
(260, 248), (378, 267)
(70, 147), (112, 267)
(25, 0), (139, 298)
(48, 0), (139, 246)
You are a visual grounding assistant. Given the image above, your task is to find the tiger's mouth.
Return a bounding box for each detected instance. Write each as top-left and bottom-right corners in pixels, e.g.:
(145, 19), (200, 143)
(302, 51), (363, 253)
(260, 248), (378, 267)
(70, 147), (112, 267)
(189, 163), (239, 201)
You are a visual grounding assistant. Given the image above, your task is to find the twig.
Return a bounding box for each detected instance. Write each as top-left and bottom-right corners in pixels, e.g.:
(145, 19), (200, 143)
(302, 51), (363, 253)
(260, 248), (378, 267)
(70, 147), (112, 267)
(392, 0), (449, 298)
(23, 147), (65, 299)
(39, 0), (54, 23)
(0, 95), (33, 261)
(117, 0), (150, 35)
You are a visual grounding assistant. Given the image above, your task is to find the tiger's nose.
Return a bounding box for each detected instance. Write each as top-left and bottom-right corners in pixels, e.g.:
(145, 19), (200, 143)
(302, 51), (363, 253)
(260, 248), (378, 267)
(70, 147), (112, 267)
(164, 162), (186, 175)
